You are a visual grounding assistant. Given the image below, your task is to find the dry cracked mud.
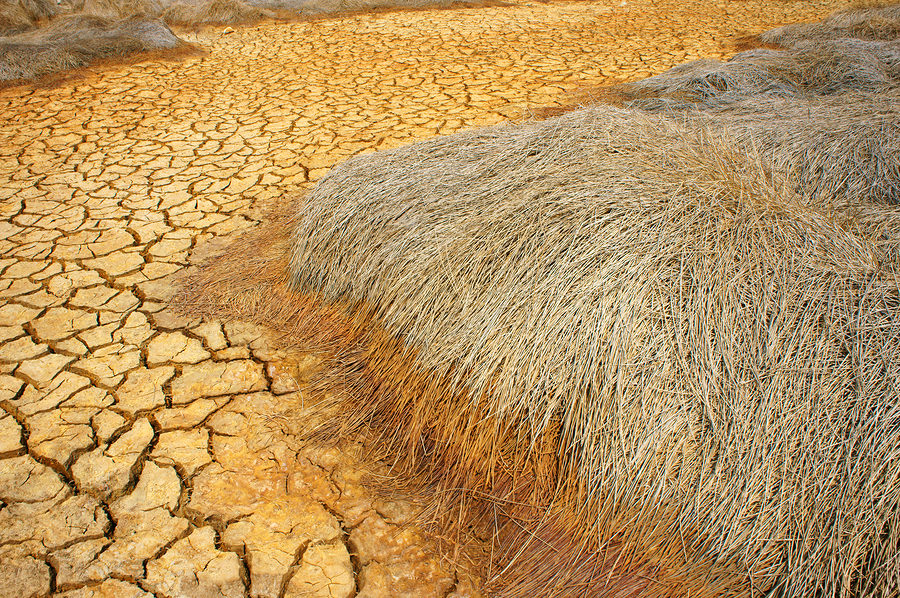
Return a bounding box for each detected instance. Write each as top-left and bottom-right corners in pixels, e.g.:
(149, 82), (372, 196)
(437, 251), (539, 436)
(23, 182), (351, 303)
(0, 0), (851, 596)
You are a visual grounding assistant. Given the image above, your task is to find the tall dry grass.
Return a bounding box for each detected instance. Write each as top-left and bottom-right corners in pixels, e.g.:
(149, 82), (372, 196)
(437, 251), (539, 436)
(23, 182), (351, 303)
(0, 14), (192, 81)
(0, 0), (57, 34)
(762, 3), (900, 45)
(541, 7), (900, 208)
(179, 107), (900, 597)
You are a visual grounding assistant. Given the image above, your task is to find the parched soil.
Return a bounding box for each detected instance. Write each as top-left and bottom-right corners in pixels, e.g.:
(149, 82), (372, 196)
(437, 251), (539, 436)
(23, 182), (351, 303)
(0, 0), (851, 596)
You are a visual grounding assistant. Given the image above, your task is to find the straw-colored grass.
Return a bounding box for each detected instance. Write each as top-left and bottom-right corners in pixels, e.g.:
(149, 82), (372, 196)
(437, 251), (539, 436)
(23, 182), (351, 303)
(73, 0), (275, 26)
(618, 39), (900, 106)
(0, 0), (57, 34)
(762, 3), (900, 46)
(179, 107), (900, 597)
(627, 91), (900, 207)
(70, 0), (493, 26)
(539, 7), (900, 208)
(0, 14), (191, 81)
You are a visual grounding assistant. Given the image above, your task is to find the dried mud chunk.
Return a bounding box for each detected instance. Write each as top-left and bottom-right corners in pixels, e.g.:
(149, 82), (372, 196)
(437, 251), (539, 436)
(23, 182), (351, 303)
(0, 454), (68, 502)
(357, 559), (455, 598)
(71, 417), (154, 499)
(16, 353), (75, 388)
(152, 427), (212, 476)
(0, 494), (109, 557)
(284, 541), (354, 598)
(11, 371), (91, 415)
(112, 461), (181, 513)
(145, 526), (244, 598)
(351, 514), (455, 598)
(53, 578), (153, 598)
(91, 409), (128, 443)
(153, 396), (231, 429)
(0, 374), (23, 401)
(0, 411), (23, 453)
(147, 332), (211, 366)
(70, 344), (141, 387)
(191, 321), (228, 351)
(0, 555), (50, 598)
(30, 307), (98, 342)
(114, 366), (174, 416)
(79, 507), (191, 581)
(170, 359), (266, 404)
(222, 501), (342, 598)
(50, 537), (112, 587)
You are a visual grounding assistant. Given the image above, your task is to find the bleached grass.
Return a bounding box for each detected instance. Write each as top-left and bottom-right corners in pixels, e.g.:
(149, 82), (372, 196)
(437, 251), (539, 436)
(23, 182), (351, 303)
(0, 0), (56, 33)
(762, 3), (900, 46)
(626, 91), (900, 207)
(0, 14), (187, 81)
(583, 15), (900, 207)
(275, 108), (900, 597)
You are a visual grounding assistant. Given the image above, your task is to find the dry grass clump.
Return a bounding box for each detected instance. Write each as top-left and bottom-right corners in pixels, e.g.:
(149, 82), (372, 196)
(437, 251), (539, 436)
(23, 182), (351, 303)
(762, 3), (900, 46)
(549, 6), (900, 208)
(0, 0), (57, 34)
(627, 91), (900, 207)
(70, 0), (490, 25)
(181, 107), (900, 597)
(619, 38), (900, 107)
(73, 0), (275, 26)
(0, 14), (188, 81)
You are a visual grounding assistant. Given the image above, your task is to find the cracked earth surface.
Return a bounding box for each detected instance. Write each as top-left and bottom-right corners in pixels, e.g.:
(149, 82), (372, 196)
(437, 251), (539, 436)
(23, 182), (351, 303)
(0, 0), (851, 595)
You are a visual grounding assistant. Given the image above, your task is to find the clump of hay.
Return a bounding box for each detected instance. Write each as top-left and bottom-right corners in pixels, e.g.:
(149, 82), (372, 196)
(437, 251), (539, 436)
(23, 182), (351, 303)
(0, 14), (191, 81)
(618, 38), (900, 106)
(161, 0), (273, 26)
(544, 7), (900, 208)
(762, 3), (900, 46)
(180, 107), (900, 597)
(73, 0), (275, 26)
(70, 0), (493, 25)
(627, 91), (900, 207)
(0, 0), (57, 34)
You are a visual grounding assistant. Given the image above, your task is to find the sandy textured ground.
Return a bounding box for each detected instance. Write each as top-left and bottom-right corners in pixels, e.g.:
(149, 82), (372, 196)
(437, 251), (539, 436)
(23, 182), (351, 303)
(0, 0), (852, 596)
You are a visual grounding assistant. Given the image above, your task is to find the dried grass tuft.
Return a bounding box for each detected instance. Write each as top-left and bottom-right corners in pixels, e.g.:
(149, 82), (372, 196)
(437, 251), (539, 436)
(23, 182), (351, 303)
(627, 90), (900, 207)
(0, 13), (190, 81)
(619, 39), (900, 106)
(762, 3), (900, 46)
(73, 0), (276, 25)
(0, 0), (57, 34)
(179, 108), (900, 597)
(545, 6), (900, 208)
(70, 0), (494, 25)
